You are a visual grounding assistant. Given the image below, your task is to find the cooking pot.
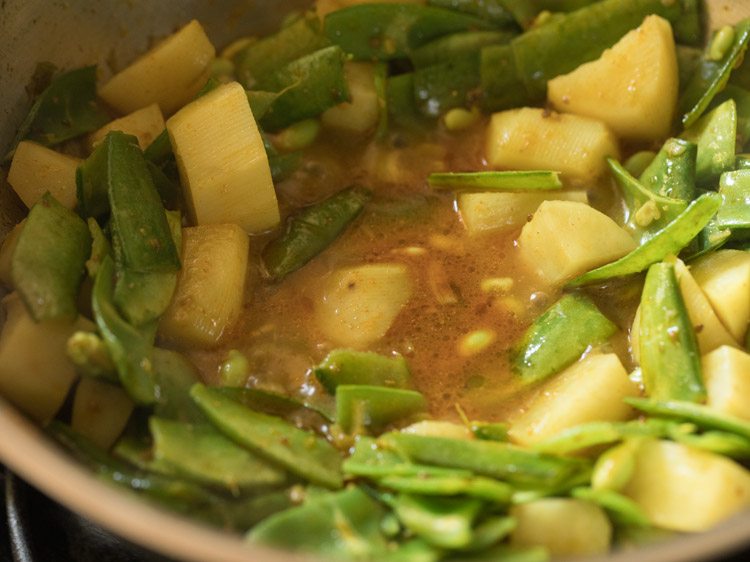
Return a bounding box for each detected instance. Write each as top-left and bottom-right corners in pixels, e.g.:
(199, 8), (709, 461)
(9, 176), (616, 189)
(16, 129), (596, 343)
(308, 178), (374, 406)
(0, 1), (749, 561)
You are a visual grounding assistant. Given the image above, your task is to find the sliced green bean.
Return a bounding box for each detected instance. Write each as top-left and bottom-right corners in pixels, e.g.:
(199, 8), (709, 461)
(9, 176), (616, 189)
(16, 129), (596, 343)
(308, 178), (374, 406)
(263, 186), (370, 280)
(11, 193), (91, 321)
(678, 20), (750, 128)
(324, 4), (493, 61)
(336, 385), (427, 434)
(533, 419), (675, 455)
(428, 170), (562, 191)
(427, 0), (518, 28)
(5, 66), (108, 159)
(379, 474), (512, 503)
(92, 256), (158, 406)
(410, 30), (513, 68)
(716, 169), (750, 232)
(258, 46), (350, 132)
(143, 129), (172, 165)
(511, 293), (617, 384)
(567, 193), (722, 287)
(191, 384), (343, 489)
(681, 98), (737, 186)
(314, 349), (412, 394)
(151, 348), (205, 423)
(625, 398), (750, 442)
(379, 433), (589, 488)
(639, 261), (704, 402)
(413, 52), (481, 117)
(571, 487), (650, 527)
(150, 418), (287, 493)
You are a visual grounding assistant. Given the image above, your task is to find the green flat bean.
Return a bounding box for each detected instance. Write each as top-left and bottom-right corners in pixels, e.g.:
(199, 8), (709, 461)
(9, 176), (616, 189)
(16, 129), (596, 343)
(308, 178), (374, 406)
(379, 474), (513, 503)
(428, 170), (562, 191)
(263, 186), (371, 280)
(390, 494), (484, 549)
(336, 385), (427, 435)
(191, 384), (343, 489)
(427, 0), (518, 28)
(682, 99), (737, 187)
(314, 349), (412, 394)
(414, 52), (482, 117)
(567, 193), (722, 287)
(11, 193), (91, 322)
(410, 30), (513, 68)
(571, 487), (650, 527)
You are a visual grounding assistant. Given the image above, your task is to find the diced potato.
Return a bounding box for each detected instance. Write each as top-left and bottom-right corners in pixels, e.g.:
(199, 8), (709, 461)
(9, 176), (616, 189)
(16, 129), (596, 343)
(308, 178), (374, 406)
(702, 346), (750, 420)
(7, 141), (80, 209)
(510, 498), (612, 556)
(315, 263), (413, 348)
(508, 354), (638, 446)
(71, 378), (134, 449)
(99, 20), (215, 115)
(159, 224), (249, 348)
(671, 257), (738, 354)
(548, 15), (678, 142)
(486, 108), (619, 180)
(459, 190), (587, 235)
(0, 220), (24, 288)
(0, 294), (91, 423)
(167, 82), (279, 234)
(517, 200), (636, 286)
(321, 62), (379, 135)
(88, 103), (165, 151)
(691, 250), (750, 342)
(623, 439), (750, 532)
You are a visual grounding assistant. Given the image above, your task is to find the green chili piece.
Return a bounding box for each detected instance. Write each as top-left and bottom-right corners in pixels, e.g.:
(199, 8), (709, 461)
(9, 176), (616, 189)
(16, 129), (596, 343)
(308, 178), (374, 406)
(314, 349), (412, 394)
(324, 4), (493, 62)
(429, 170), (562, 191)
(5, 66), (109, 159)
(190, 384), (343, 489)
(511, 294), (617, 384)
(263, 186), (371, 280)
(379, 433), (588, 488)
(639, 262), (704, 402)
(150, 418), (287, 493)
(258, 46), (350, 132)
(234, 14), (329, 88)
(678, 20), (750, 128)
(11, 193), (91, 322)
(248, 486), (390, 557)
(92, 256), (158, 406)
(567, 193), (722, 287)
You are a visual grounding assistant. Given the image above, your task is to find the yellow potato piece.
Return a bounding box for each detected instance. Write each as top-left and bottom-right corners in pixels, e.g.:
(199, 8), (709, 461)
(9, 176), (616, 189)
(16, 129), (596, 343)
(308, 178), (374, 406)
(7, 141), (80, 209)
(623, 439), (750, 532)
(508, 354), (638, 446)
(88, 103), (165, 151)
(548, 15), (678, 142)
(71, 378), (134, 449)
(517, 200), (636, 287)
(167, 82), (279, 234)
(691, 250), (750, 342)
(99, 20), (215, 116)
(159, 224), (249, 348)
(315, 263), (412, 348)
(486, 107), (619, 181)
(703, 345), (750, 420)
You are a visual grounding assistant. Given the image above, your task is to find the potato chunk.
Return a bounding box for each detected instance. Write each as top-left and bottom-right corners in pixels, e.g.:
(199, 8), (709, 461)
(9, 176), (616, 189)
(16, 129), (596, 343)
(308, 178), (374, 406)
(167, 82), (279, 234)
(691, 250), (750, 342)
(548, 15), (678, 141)
(99, 20), (215, 115)
(159, 224), (249, 348)
(458, 190), (587, 235)
(703, 346), (750, 420)
(0, 294), (89, 423)
(88, 103), (165, 151)
(315, 263), (412, 348)
(71, 378), (134, 449)
(508, 354), (638, 446)
(321, 62), (379, 135)
(517, 200), (636, 286)
(623, 439), (750, 532)
(7, 141), (80, 209)
(486, 108), (619, 180)
(510, 499), (612, 556)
